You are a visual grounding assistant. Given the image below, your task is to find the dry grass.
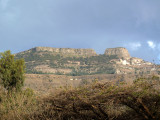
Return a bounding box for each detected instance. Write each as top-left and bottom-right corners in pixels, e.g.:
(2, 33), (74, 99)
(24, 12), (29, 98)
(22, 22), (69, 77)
(0, 88), (37, 120)
(1, 75), (160, 120)
(28, 76), (160, 120)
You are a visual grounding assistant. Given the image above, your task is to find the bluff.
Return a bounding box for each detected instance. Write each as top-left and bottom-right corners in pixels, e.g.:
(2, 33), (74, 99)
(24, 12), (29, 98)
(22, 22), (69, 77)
(105, 47), (131, 59)
(19, 47), (97, 57)
(15, 47), (156, 75)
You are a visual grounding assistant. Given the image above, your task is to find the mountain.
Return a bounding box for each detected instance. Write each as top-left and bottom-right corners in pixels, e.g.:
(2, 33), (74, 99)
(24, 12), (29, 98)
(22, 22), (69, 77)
(15, 47), (157, 75)
(105, 47), (131, 58)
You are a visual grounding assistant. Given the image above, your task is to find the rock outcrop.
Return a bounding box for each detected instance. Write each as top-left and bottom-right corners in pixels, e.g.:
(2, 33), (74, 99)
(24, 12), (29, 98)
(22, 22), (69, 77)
(15, 46), (157, 75)
(32, 47), (97, 57)
(104, 47), (131, 59)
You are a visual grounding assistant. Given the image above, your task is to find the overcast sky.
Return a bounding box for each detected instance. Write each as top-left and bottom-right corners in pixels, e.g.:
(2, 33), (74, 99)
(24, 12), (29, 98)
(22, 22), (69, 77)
(0, 0), (160, 63)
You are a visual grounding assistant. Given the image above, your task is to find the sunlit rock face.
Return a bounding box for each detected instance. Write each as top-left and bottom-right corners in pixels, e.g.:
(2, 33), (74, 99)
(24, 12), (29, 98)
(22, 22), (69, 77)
(15, 46), (156, 75)
(33, 47), (97, 57)
(104, 47), (131, 59)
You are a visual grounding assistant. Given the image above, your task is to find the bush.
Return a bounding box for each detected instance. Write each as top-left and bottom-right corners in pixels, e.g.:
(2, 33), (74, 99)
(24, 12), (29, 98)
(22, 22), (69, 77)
(0, 50), (25, 92)
(28, 76), (160, 120)
(0, 88), (37, 120)
(1, 75), (160, 120)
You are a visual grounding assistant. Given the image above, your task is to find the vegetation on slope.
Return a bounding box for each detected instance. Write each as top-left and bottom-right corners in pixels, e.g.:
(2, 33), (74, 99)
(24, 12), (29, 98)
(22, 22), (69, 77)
(15, 50), (118, 75)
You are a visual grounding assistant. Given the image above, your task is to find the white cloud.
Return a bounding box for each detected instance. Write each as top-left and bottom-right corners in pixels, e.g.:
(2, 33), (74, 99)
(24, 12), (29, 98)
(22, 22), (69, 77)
(147, 41), (156, 49)
(127, 42), (141, 51)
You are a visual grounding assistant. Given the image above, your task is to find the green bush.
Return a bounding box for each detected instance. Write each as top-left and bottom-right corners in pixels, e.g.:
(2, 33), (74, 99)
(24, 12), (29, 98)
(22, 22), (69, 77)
(0, 50), (25, 92)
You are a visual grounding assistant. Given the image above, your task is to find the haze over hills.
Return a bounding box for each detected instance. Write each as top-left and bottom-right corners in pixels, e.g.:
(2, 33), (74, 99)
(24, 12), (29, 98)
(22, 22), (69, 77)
(15, 46), (159, 76)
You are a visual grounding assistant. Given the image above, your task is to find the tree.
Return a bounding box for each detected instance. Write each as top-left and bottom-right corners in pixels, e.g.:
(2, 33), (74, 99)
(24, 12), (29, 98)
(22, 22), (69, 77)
(0, 50), (25, 92)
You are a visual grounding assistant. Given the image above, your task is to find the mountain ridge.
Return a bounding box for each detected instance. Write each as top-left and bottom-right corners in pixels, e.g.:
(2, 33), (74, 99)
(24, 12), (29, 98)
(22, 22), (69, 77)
(17, 47), (98, 57)
(16, 46), (131, 57)
(15, 46), (157, 75)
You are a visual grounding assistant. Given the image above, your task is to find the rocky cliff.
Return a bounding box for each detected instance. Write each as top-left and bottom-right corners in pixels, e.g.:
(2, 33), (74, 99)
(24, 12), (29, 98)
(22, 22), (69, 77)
(104, 47), (131, 59)
(32, 47), (97, 57)
(16, 47), (97, 57)
(18, 47), (131, 58)
(15, 46), (157, 75)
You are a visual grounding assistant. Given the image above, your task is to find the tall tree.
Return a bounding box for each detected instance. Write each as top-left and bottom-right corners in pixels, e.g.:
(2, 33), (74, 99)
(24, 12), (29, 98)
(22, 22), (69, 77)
(0, 50), (25, 92)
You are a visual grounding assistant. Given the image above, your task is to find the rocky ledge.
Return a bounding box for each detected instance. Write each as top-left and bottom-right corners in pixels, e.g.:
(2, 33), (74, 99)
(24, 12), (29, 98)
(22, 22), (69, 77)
(20, 47), (131, 58)
(33, 47), (97, 57)
(105, 47), (131, 58)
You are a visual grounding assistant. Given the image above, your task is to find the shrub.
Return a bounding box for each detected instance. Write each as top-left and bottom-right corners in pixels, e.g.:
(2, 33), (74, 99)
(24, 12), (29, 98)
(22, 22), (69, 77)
(0, 88), (37, 120)
(0, 50), (25, 92)
(28, 76), (160, 120)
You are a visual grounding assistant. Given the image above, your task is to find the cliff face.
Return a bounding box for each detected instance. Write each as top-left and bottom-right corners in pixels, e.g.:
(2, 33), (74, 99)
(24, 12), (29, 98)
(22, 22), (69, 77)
(15, 46), (156, 75)
(104, 47), (131, 59)
(32, 47), (97, 57)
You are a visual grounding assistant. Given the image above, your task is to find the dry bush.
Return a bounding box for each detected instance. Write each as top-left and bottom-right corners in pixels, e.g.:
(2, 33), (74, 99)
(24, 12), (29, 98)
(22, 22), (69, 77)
(29, 84), (111, 120)
(0, 88), (37, 120)
(28, 76), (160, 120)
(113, 77), (160, 120)
(1, 76), (160, 120)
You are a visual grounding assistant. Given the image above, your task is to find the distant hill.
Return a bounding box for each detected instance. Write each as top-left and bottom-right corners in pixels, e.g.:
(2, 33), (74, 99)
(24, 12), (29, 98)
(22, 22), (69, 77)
(15, 47), (158, 75)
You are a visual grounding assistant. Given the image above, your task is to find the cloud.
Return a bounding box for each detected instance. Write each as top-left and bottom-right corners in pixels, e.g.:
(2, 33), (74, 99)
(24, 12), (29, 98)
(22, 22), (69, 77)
(147, 41), (156, 49)
(127, 42), (141, 51)
(0, 0), (160, 62)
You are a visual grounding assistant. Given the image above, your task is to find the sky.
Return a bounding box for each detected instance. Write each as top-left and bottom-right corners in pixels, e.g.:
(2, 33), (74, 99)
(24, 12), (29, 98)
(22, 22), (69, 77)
(0, 0), (160, 63)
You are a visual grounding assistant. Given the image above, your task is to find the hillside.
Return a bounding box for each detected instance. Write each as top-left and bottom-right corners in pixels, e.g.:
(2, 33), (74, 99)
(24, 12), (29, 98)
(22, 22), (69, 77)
(15, 47), (158, 75)
(24, 73), (137, 94)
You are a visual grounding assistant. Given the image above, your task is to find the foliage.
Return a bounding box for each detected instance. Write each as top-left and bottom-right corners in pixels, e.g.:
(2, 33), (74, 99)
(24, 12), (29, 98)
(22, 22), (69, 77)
(0, 88), (37, 120)
(0, 76), (160, 119)
(28, 76), (160, 120)
(0, 50), (25, 92)
(15, 50), (118, 75)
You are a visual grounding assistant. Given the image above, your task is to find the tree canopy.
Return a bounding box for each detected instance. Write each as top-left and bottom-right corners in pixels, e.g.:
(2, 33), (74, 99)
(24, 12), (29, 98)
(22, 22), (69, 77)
(0, 50), (25, 92)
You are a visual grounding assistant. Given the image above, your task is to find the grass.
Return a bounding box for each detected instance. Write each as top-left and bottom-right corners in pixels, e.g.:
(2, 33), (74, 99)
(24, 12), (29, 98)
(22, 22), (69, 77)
(0, 75), (160, 120)
(0, 88), (37, 120)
